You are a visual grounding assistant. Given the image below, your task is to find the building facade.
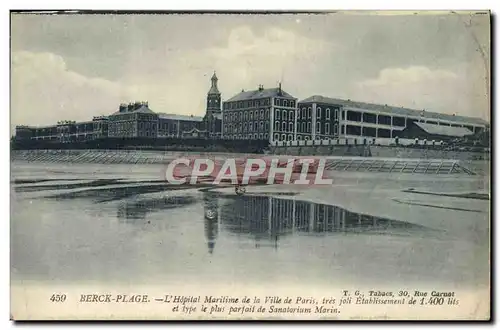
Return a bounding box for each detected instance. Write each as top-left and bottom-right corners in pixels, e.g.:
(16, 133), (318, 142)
(291, 95), (488, 144)
(13, 73), (488, 144)
(222, 83), (297, 142)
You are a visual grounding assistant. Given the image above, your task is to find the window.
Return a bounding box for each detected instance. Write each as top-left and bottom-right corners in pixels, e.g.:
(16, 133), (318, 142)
(289, 111), (294, 121)
(275, 121), (280, 131)
(254, 134), (258, 139)
(260, 121), (264, 131)
(307, 122), (311, 132)
(316, 122), (321, 133)
(326, 123), (330, 135)
(301, 122), (305, 132)
(281, 134), (286, 141)
(249, 122), (253, 131)
(276, 109), (281, 120)
(289, 122), (293, 132)
(249, 111), (253, 120)
(305, 136), (310, 140)
(244, 112), (248, 121)
(264, 133), (268, 139)
(260, 109), (264, 119)
(308, 107), (312, 118)
(297, 135), (302, 140)
(243, 123), (247, 131)
(334, 124), (338, 135)
(326, 108), (331, 120)
(259, 133), (263, 139)
(301, 108), (306, 119)
(282, 122), (287, 131)
(254, 110), (258, 118)
(317, 107), (322, 118)
(284, 100), (288, 107)
(274, 133), (279, 141)
(265, 109), (269, 117)
(265, 122), (269, 131)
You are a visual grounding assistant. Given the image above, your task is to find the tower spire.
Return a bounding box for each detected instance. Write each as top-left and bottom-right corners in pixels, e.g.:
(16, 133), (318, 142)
(209, 71), (219, 95)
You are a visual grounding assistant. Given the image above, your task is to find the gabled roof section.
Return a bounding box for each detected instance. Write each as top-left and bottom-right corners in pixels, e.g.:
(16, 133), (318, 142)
(226, 87), (295, 102)
(414, 122), (474, 137)
(158, 113), (204, 122)
(110, 105), (156, 116)
(299, 95), (488, 126)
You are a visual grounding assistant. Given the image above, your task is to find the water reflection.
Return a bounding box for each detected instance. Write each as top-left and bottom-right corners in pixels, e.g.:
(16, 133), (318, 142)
(201, 192), (437, 253)
(117, 196), (197, 221)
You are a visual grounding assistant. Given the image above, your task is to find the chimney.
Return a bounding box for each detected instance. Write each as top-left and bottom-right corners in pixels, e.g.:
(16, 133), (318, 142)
(119, 103), (127, 113)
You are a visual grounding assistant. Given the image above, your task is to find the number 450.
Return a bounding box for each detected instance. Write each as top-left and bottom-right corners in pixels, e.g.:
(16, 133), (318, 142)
(50, 294), (66, 302)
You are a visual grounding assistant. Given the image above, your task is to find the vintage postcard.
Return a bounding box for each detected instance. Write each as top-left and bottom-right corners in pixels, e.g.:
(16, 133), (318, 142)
(10, 10), (491, 320)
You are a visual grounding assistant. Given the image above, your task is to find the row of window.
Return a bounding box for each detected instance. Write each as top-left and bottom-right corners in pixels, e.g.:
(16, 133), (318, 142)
(224, 98), (271, 110)
(224, 109), (269, 122)
(226, 133), (269, 140)
(224, 121), (269, 134)
(297, 107), (339, 121)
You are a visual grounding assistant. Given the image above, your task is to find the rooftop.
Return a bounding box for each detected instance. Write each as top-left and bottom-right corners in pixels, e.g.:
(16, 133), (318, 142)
(299, 95), (488, 126)
(414, 122), (474, 137)
(226, 86), (295, 102)
(158, 113), (204, 122)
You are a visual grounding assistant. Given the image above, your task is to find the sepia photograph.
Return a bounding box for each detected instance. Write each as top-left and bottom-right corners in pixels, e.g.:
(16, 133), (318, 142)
(9, 10), (491, 320)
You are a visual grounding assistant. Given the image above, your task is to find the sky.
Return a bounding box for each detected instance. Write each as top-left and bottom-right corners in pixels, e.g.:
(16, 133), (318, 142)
(10, 11), (490, 130)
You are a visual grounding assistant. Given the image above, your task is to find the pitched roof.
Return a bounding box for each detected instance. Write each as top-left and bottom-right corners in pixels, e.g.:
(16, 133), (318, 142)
(226, 87), (295, 102)
(110, 105), (156, 116)
(158, 113), (204, 122)
(299, 95), (488, 126)
(414, 122), (474, 137)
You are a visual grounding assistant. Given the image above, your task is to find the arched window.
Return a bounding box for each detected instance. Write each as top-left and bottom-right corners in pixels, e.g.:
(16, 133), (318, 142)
(275, 121), (280, 131)
(325, 123), (330, 135)
(259, 133), (263, 139)
(284, 100), (288, 107)
(297, 135), (302, 140)
(301, 122), (305, 132)
(265, 122), (269, 131)
(316, 122), (321, 133)
(289, 111), (294, 121)
(305, 136), (310, 140)
(317, 107), (322, 118)
(249, 122), (253, 131)
(301, 108), (306, 119)
(254, 110), (258, 118)
(265, 109), (269, 117)
(282, 121), (287, 131)
(326, 108), (331, 120)
(334, 124), (338, 135)
(260, 109), (264, 119)
(341, 125), (345, 134)
(243, 123), (247, 131)
(254, 134), (258, 139)
(289, 122), (293, 132)
(276, 109), (281, 120)
(288, 134), (293, 141)
(274, 133), (279, 141)
(281, 134), (286, 141)
(249, 111), (253, 120)
(334, 109), (339, 121)
(308, 107), (312, 118)
(259, 121), (263, 130)
(282, 110), (287, 119)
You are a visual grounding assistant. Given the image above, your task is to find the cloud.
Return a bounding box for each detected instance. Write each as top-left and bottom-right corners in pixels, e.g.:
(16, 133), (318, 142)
(352, 66), (489, 119)
(11, 26), (334, 130)
(11, 51), (130, 130)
